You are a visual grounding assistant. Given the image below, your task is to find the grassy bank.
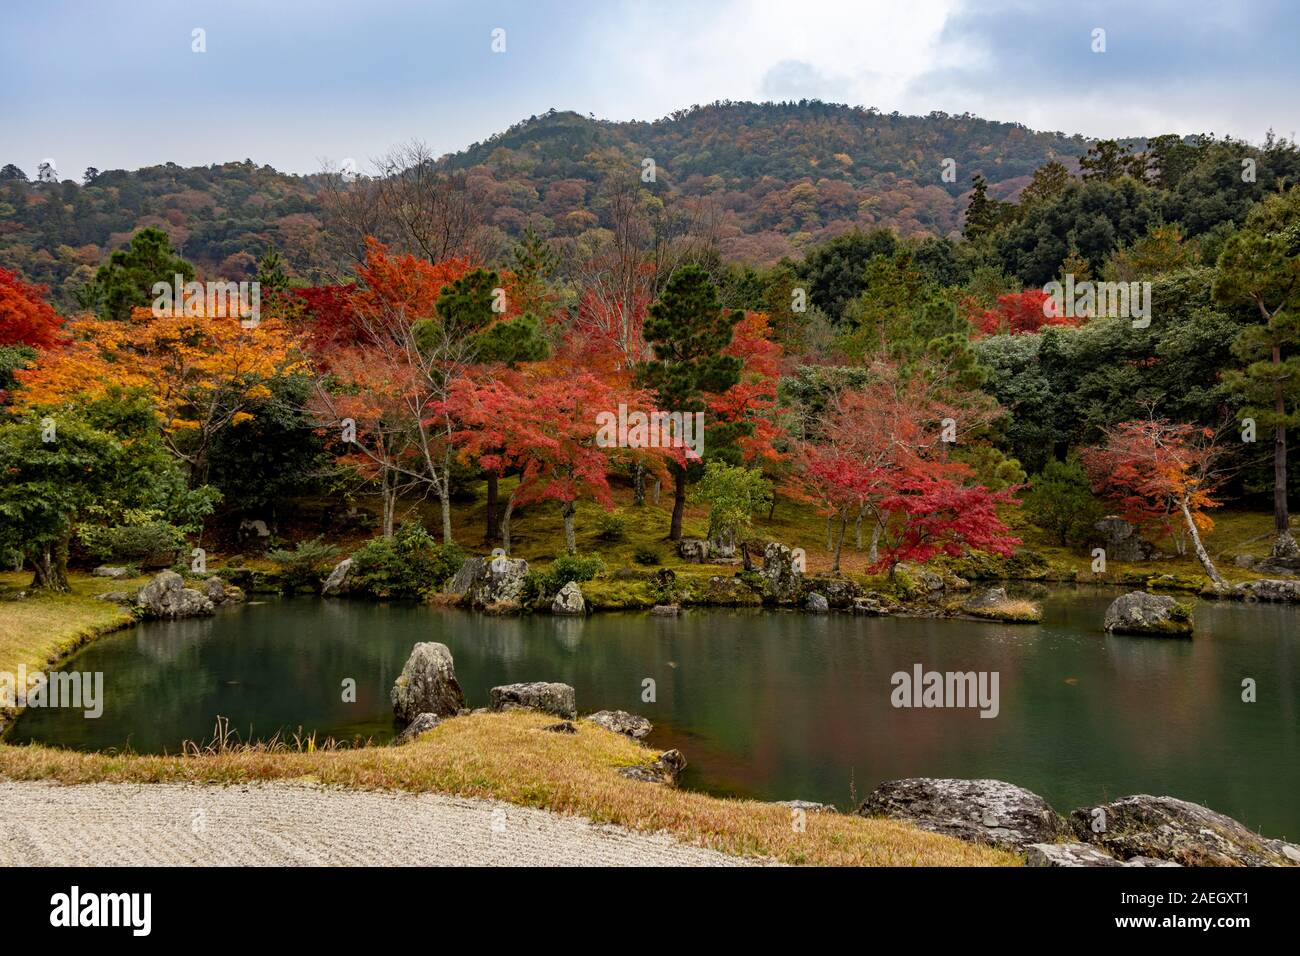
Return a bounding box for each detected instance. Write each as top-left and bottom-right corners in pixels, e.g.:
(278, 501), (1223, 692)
(0, 571), (148, 680)
(0, 710), (1017, 866)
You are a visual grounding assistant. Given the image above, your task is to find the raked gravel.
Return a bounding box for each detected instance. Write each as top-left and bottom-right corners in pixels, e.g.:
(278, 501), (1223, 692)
(0, 780), (764, 867)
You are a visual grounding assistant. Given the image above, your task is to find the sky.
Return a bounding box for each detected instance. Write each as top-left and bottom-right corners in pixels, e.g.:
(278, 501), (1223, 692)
(3, 0), (1299, 180)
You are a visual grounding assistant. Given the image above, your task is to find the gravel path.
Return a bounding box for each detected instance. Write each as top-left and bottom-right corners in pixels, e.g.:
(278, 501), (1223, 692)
(0, 780), (759, 867)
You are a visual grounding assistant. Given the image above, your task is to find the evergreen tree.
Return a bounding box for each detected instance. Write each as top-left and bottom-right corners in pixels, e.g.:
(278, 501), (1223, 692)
(638, 265), (743, 539)
(1213, 187), (1300, 556)
(92, 227), (195, 321)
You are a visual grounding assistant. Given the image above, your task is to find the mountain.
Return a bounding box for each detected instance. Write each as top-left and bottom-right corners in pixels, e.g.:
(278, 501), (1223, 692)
(1, 101), (1095, 307)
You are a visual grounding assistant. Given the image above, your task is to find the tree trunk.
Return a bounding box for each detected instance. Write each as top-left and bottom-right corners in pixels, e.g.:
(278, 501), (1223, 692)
(1275, 346), (1291, 538)
(869, 512), (885, 565)
(1180, 493), (1228, 590)
(854, 504), (866, 550)
(741, 540), (752, 572)
(767, 497), (777, 521)
(501, 492), (517, 554)
(440, 451), (454, 545)
(485, 471), (499, 543)
(653, 479), (661, 505)
(562, 500), (577, 552)
(29, 538), (70, 592)
(632, 462), (645, 506)
(382, 471), (397, 539)
(669, 468), (686, 541)
(825, 515), (833, 551)
(833, 514), (847, 574)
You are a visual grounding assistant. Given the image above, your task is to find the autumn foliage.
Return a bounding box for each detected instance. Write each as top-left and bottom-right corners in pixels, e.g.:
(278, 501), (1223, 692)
(0, 267), (64, 349)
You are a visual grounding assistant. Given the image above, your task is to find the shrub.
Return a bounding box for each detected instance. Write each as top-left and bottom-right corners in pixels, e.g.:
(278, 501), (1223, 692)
(595, 509), (628, 541)
(633, 546), (661, 566)
(267, 537), (341, 593)
(526, 551), (605, 602)
(1024, 457), (1105, 549)
(78, 518), (185, 564)
(350, 522), (465, 599)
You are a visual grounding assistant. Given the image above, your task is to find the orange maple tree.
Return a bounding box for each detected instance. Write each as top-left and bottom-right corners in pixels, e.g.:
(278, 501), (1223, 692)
(13, 306), (304, 482)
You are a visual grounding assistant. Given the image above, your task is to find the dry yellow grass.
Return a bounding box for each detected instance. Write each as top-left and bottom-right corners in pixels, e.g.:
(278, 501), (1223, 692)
(0, 710), (1018, 867)
(0, 571), (147, 680)
(966, 598), (1043, 623)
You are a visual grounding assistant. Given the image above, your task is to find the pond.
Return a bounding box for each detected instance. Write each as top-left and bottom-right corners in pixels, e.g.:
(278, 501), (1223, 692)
(8, 588), (1300, 839)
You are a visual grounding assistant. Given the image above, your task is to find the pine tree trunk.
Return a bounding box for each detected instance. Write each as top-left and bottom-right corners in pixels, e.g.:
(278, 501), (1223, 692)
(669, 468), (686, 541)
(633, 462), (645, 506)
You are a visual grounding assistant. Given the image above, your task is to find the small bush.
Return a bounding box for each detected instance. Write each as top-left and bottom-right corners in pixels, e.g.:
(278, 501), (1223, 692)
(526, 551), (605, 602)
(351, 522), (465, 599)
(267, 537), (341, 593)
(78, 520), (185, 564)
(633, 546), (661, 566)
(595, 509), (628, 541)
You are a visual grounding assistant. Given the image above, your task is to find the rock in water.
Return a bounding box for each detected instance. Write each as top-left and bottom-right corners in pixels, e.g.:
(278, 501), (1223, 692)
(650, 604), (680, 617)
(586, 710), (653, 740)
(445, 557), (483, 596)
(203, 576), (244, 606)
(464, 555), (529, 607)
(858, 778), (1069, 850)
(805, 591), (829, 613)
(321, 557), (354, 596)
(552, 580), (585, 616)
(761, 543), (802, 603)
(1070, 795), (1300, 867)
(963, 587), (1009, 611)
(489, 681), (577, 719)
(1233, 578), (1300, 603)
(391, 643), (466, 723)
(136, 571), (215, 620)
(393, 712), (442, 745)
(1103, 591), (1193, 636)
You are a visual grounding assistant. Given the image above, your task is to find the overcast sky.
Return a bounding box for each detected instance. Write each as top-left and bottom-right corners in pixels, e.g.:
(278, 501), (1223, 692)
(3, 0), (1298, 180)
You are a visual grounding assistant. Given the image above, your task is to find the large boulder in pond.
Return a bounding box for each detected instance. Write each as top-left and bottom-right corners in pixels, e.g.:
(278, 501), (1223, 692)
(761, 543), (803, 603)
(445, 557), (483, 596)
(136, 571), (214, 620)
(464, 554), (530, 608)
(1103, 591), (1193, 636)
(1070, 795), (1300, 867)
(391, 642), (466, 723)
(858, 778), (1069, 850)
(551, 580), (585, 616)
(489, 681), (577, 719)
(321, 557), (354, 596)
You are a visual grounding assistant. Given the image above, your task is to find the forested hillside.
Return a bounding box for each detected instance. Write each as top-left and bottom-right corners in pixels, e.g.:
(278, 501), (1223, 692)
(2, 101), (1096, 307)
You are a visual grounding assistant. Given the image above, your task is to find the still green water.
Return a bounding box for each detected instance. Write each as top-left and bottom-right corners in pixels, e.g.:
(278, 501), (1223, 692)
(9, 588), (1299, 838)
